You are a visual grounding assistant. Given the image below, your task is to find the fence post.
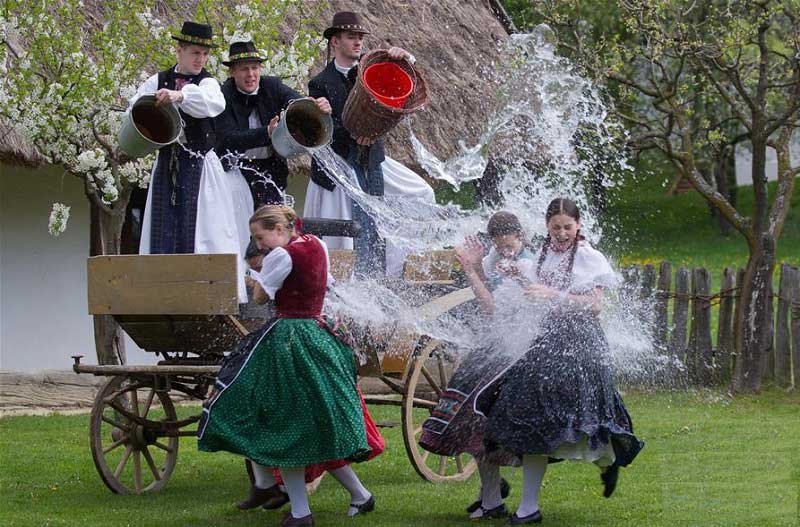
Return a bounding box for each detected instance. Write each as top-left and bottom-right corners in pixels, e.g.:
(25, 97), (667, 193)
(655, 262), (672, 353)
(731, 268), (745, 375)
(641, 264), (656, 299)
(762, 281), (776, 383)
(690, 268), (713, 385)
(670, 267), (690, 380)
(790, 265), (800, 389)
(622, 265), (642, 298)
(716, 267), (736, 383)
(775, 263), (794, 387)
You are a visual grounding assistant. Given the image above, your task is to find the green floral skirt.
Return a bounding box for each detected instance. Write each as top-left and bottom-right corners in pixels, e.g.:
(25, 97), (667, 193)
(198, 318), (369, 467)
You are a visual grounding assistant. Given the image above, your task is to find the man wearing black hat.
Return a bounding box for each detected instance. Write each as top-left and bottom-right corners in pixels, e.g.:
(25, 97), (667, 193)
(130, 21), (247, 303)
(215, 41), (332, 208)
(304, 11), (415, 277)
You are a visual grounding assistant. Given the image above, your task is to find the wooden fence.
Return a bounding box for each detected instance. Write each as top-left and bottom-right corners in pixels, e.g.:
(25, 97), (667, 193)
(620, 262), (800, 388)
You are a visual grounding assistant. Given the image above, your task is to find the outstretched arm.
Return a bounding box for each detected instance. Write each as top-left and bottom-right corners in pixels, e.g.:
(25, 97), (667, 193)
(457, 235), (493, 314)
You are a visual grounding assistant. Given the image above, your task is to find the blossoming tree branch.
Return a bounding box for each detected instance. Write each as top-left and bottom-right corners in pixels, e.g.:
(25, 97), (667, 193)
(0, 0), (321, 250)
(0, 0), (323, 365)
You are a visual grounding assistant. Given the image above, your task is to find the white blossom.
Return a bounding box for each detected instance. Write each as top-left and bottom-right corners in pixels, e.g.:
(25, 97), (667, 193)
(48, 203), (71, 237)
(75, 149), (108, 173)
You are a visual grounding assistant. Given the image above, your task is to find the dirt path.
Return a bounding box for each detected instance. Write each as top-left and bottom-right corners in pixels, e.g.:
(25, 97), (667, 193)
(0, 371), (393, 417)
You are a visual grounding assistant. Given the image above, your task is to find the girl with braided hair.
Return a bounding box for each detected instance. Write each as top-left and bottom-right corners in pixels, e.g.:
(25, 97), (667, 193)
(198, 204), (380, 526)
(474, 198), (644, 525)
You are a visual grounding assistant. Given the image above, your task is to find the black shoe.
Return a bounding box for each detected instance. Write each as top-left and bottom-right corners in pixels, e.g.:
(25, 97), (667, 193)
(508, 510), (542, 524)
(349, 494), (375, 516)
(261, 487), (290, 510)
(601, 465), (619, 498)
(466, 478), (512, 513)
(280, 512), (315, 527)
(238, 484), (281, 510)
(475, 503), (509, 519)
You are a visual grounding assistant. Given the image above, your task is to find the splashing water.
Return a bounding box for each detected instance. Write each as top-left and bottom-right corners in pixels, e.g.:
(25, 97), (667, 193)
(310, 24), (668, 383)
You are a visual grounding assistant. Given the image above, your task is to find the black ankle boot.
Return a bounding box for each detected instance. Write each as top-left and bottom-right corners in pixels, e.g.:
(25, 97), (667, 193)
(601, 465), (619, 498)
(466, 478), (512, 513)
(238, 484), (282, 510)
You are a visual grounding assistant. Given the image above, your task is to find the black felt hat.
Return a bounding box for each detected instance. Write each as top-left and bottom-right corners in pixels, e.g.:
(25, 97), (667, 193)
(323, 11), (370, 40)
(222, 41), (267, 67)
(172, 21), (217, 48)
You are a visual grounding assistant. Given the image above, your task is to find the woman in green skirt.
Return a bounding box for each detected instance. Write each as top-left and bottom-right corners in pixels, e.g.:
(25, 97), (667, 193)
(199, 204), (371, 527)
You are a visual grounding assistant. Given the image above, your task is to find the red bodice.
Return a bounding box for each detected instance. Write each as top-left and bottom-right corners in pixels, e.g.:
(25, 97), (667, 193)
(274, 235), (328, 318)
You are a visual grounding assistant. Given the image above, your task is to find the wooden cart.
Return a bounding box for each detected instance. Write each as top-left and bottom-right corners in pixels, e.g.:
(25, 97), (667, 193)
(74, 251), (478, 494)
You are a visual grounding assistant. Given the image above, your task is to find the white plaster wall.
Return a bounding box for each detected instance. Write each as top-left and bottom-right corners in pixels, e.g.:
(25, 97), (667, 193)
(1, 166), (314, 372)
(0, 165), (152, 371)
(735, 140), (800, 187)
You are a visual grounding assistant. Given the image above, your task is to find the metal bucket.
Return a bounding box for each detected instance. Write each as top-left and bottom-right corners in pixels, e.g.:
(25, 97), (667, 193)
(118, 95), (182, 158)
(271, 98), (333, 159)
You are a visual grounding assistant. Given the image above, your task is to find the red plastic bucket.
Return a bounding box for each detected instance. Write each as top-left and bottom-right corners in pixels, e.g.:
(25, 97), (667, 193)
(363, 62), (414, 108)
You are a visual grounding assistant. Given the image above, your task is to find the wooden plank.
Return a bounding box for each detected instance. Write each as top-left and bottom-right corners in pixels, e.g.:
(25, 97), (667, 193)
(790, 266), (800, 389)
(621, 265), (641, 299)
(114, 315), (240, 354)
(329, 250), (354, 281)
(731, 268), (746, 375)
(88, 254), (238, 315)
(687, 269), (699, 382)
(690, 268), (713, 385)
(669, 267), (690, 371)
(761, 279), (776, 382)
(641, 264), (656, 300)
(716, 267), (736, 383)
(654, 261), (672, 353)
(774, 263), (794, 387)
(380, 330), (417, 375)
(403, 250), (457, 281)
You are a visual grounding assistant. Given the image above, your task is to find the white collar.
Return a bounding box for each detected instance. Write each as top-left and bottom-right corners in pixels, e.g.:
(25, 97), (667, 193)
(333, 59), (357, 76)
(237, 84), (259, 96)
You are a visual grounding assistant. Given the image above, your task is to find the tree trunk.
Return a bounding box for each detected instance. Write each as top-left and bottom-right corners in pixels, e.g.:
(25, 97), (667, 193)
(731, 232), (775, 393)
(90, 191), (132, 366)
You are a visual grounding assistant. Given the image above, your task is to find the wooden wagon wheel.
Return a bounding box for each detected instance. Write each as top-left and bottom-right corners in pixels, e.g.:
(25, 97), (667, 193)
(400, 287), (478, 483)
(89, 375), (179, 494)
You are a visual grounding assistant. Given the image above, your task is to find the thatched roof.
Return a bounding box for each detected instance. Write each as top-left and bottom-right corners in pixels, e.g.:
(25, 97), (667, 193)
(0, 121), (46, 167)
(1, 0), (511, 171)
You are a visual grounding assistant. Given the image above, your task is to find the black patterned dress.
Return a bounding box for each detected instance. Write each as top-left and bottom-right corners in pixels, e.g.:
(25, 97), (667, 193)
(474, 242), (644, 468)
(419, 247), (535, 463)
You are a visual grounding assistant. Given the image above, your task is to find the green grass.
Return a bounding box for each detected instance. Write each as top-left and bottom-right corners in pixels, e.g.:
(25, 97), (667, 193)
(602, 161), (800, 276)
(2, 392), (798, 527)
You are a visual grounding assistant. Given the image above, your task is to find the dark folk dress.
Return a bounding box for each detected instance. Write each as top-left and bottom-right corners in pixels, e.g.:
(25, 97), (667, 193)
(198, 235), (371, 467)
(475, 243), (644, 467)
(419, 247), (535, 463)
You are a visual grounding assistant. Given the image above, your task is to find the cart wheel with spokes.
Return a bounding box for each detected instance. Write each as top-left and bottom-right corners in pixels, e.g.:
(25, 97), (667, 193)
(89, 375), (179, 494)
(401, 336), (478, 483)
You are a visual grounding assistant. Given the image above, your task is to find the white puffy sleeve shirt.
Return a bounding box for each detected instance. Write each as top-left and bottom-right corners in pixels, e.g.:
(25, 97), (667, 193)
(526, 242), (619, 294)
(129, 71), (225, 119)
(252, 237), (336, 299)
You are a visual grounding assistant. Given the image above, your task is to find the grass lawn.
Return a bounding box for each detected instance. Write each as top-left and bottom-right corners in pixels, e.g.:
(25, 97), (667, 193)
(601, 161), (800, 276)
(1, 390), (798, 527)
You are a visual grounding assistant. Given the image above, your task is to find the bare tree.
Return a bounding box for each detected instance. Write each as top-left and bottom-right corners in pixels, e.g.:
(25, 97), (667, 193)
(532, 0), (800, 392)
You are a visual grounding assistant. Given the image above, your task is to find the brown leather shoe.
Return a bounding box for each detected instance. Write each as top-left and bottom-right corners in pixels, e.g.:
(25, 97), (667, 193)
(280, 512), (315, 526)
(237, 484), (283, 510)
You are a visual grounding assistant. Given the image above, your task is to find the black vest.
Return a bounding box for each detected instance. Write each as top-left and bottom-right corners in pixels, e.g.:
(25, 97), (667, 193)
(157, 67), (216, 152)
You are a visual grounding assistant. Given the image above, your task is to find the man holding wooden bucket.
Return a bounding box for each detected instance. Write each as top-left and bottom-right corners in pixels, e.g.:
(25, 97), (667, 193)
(130, 21), (247, 302)
(306, 11), (415, 277)
(216, 41), (332, 210)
